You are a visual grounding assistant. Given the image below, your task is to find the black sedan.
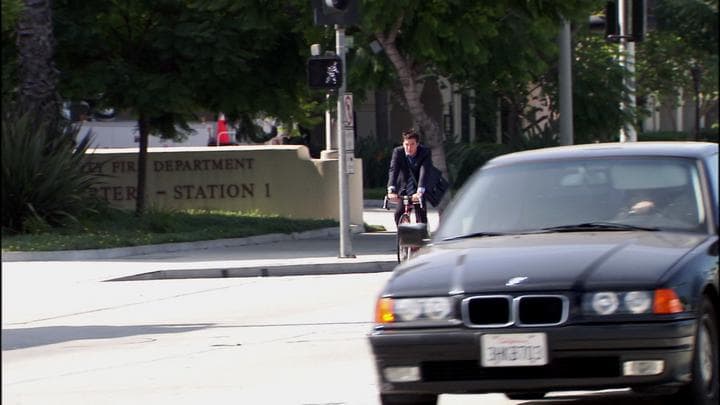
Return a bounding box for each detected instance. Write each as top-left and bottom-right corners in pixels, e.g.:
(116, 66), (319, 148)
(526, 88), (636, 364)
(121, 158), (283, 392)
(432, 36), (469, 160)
(369, 142), (718, 405)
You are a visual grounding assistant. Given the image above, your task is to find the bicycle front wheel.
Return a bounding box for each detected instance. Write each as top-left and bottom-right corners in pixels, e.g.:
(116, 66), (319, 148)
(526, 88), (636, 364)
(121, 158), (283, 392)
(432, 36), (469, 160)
(396, 214), (412, 263)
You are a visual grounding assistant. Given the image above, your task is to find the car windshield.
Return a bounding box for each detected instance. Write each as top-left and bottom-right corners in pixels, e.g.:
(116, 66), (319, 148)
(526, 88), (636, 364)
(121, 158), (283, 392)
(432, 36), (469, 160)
(436, 157), (706, 240)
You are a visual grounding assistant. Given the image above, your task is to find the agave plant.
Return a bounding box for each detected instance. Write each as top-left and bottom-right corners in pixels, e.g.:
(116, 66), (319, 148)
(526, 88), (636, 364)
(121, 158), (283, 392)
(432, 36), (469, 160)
(1, 109), (107, 233)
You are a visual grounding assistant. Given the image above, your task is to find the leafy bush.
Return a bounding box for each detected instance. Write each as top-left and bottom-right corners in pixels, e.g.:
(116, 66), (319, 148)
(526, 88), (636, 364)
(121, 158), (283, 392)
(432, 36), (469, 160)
(639, 130), (719, 143)
(446, 142), (512, 189)
(357, 137), (513, 192)
(639, 131), (693, 141)
(700, 128), (720, 143)
(356, 136), (396, 189)
(1, 109), (107, 233)
(364, 187), (386, 200)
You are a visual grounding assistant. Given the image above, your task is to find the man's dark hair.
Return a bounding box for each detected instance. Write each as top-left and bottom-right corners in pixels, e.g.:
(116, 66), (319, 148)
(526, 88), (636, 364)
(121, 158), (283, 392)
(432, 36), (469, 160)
(401, 128), (420, 142)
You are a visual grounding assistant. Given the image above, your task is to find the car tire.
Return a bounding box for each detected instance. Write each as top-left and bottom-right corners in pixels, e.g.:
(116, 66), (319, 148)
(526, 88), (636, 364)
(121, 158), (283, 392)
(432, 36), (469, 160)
(674, 297), (718, 405)
(380, 393), (437, 405)
(505, 392), (546, 400)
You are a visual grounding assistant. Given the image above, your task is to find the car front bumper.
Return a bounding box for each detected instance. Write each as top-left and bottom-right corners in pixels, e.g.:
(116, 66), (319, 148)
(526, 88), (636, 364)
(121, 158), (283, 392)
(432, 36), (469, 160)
(369, 320), (696, 395)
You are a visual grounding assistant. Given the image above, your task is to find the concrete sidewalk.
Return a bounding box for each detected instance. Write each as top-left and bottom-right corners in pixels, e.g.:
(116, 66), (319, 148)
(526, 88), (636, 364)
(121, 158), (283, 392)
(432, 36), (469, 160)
(1, 201), (439, 282)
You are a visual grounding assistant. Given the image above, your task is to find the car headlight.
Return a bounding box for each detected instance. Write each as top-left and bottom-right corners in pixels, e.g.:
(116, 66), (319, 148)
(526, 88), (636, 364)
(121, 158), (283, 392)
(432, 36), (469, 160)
(583, 289), (683, 316)
(394, 299), (423, 321)
(375, 297), (455, 324)
(591, 292), (620, 315)
(624, 291), (652, 313)
(423, 297), (452, 320)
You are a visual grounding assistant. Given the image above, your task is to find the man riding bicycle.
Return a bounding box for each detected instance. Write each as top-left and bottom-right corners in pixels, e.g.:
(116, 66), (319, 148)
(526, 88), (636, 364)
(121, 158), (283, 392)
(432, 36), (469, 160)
(386, 129), (433, 225)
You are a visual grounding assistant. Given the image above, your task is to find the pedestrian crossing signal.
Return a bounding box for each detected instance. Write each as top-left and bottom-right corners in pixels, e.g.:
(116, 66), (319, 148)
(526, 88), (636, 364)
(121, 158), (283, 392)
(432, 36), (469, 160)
(307, 56), (343, 90)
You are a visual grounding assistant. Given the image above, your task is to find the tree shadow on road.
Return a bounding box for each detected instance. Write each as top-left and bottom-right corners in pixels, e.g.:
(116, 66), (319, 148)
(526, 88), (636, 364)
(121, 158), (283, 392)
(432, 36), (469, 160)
(2, 323), (214, 350)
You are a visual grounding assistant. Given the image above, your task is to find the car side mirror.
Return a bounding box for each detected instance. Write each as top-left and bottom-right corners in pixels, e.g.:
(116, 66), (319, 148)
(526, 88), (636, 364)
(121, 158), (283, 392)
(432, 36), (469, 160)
(398, 223), (429, 247)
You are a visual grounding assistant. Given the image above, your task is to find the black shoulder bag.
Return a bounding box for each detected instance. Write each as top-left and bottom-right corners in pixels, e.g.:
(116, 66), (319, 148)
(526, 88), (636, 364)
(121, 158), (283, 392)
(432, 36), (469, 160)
(408, 160), (449, 208)
(423, 165), (449, 207)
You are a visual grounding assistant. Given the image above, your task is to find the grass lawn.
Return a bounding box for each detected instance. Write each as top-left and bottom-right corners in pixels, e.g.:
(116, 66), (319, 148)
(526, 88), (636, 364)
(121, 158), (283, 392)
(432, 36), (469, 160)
(1, 208), (337, 252)
(2, 188), (394, 252)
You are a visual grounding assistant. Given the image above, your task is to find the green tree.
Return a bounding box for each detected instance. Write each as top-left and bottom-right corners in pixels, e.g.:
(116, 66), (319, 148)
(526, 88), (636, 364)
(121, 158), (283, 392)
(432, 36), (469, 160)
(538, 24), (629, 144)
(352, 0), (597, 206)
(1, 0), (22, 104)
(462, 4), (563, 148)
(637, 0), (719, 139)
(570, 31), (629, 143)
(53, 0), (315, 215)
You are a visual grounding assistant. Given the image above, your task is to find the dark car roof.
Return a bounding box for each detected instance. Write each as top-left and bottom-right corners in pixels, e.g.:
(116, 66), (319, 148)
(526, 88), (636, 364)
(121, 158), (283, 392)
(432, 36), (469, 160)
(484, 142), (719, 169)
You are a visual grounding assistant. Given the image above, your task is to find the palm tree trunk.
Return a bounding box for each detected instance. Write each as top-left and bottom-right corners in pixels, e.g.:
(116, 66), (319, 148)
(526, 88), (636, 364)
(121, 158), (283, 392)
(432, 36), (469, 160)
(16, 0), (60, 124)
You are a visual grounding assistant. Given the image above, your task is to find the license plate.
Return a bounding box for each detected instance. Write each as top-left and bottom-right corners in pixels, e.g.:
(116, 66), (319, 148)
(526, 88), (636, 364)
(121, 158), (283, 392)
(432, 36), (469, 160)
(481, 333), (548, 367)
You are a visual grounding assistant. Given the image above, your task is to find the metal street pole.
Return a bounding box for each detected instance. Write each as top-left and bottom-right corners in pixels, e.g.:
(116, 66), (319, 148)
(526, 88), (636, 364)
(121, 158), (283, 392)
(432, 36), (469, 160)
(558, 19), (574, 146)
(336, 25), (354, 258)
(618, 0), (637, 142)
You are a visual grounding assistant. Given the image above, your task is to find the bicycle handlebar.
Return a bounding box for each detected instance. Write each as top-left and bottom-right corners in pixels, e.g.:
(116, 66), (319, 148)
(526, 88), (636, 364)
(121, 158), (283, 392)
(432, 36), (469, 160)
(383, 194), (424, 210)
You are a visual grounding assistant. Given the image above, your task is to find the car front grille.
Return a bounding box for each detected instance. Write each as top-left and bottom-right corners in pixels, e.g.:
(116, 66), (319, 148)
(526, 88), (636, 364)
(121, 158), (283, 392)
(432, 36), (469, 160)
(462, 295), (568, 328)
(421, 357), (620, 381)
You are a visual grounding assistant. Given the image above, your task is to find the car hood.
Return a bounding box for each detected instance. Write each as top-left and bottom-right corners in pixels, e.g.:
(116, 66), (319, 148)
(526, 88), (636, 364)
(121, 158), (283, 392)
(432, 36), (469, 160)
(385, 231), (708, 297)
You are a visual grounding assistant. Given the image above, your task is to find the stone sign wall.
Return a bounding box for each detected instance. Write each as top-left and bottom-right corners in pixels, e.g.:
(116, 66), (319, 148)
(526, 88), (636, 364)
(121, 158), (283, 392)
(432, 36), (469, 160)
(82, 146), (364, 224)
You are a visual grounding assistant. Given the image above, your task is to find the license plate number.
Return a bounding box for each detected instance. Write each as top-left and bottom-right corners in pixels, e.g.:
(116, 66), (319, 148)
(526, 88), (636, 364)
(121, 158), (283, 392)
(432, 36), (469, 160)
(481, 333), (548, 367)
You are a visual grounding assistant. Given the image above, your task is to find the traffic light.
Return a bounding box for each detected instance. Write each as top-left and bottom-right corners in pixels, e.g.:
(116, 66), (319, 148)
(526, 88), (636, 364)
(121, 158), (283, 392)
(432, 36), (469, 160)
(605, 1), (620, 41)
(312, 0), (359, 26)
(307, 55), (343, 90)
(603, 0), (646, 42)
(629, 0), (646, 42)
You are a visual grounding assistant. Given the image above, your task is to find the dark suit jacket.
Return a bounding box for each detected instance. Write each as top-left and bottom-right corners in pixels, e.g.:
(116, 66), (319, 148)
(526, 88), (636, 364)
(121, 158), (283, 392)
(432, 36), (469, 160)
(387, 144), (433, 195)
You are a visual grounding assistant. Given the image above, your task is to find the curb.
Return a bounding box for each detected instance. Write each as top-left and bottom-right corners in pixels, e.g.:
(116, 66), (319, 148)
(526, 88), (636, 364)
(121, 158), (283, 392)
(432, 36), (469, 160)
(107, 260), (398, 282)
(1, 225), (365, 262)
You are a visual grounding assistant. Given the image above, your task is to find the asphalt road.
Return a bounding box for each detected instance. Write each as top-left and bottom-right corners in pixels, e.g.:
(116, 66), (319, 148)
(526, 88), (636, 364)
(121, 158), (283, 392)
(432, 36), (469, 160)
(3, 270), (673, 405)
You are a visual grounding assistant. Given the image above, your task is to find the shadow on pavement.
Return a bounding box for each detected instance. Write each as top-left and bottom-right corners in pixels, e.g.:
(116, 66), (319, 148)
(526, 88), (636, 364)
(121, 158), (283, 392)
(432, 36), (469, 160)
(2, 323), (213, 350)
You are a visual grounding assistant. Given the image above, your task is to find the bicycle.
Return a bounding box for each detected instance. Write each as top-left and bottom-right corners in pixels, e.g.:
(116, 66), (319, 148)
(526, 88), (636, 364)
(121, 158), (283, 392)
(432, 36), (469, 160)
(383, 193), (426, 262)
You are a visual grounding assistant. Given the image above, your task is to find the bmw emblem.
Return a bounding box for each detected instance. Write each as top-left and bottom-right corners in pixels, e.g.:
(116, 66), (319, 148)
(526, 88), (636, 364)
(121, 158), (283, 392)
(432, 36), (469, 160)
(506, 276), (528, 287)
